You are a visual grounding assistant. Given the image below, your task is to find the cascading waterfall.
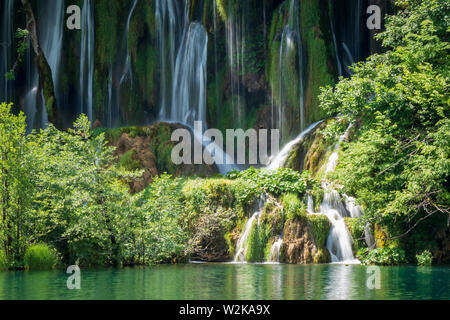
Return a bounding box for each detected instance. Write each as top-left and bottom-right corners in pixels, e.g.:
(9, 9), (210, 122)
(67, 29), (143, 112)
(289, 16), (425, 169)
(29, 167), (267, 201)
(330, 0), (364, 76)
(119, 0), (138, 91)
(277, 0), (305, 136)
(0, 0), (14, 102)
(169, 22), (208, 127)
(80, 0), (95, 121)
(234, 196), (266, 263)
(267, 121), (323, 171)
(329, 0), (343, 77)
(24, 0), (64, 130)
(320, 189), (359, 263)
(268, 238), (283, 263)
(156, 0), (186, 120)
(225, 12), (246, 128)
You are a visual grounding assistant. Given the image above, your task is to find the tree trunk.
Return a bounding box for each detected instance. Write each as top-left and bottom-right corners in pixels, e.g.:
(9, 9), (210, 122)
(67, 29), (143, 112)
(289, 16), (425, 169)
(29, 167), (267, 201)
(21, 0), (63, 129)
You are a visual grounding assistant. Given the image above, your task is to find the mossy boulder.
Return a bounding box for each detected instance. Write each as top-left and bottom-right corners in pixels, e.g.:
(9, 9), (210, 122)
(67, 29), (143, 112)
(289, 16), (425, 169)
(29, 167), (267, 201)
(280, 214), (331, 264)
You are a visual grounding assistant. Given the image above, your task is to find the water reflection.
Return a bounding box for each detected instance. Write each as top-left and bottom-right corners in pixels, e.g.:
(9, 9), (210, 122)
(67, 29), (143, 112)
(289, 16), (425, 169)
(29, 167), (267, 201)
(0, 264), (448, 300)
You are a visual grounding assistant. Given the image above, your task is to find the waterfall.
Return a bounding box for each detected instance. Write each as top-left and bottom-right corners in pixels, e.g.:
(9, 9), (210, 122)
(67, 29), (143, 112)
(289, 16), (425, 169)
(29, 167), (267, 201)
(169, 22), (208, 127)
(274, 0), (305, 140)
(39, 0), (64, 106)
(329, 0), (342, 77)
(330, 0), (364, 76)
(0, 0), (14, 103)
(268, 238), (283, 263)
(320, 190), (359, 263)
(267, 121), (323, 171)
(156, 0), (186, 119)
(80, 0), (95, 121)
(24, 0), (64, 130)
(234, 196), (266, 263)
(119, 0), (138, 90)
(225, 13), (246, 128)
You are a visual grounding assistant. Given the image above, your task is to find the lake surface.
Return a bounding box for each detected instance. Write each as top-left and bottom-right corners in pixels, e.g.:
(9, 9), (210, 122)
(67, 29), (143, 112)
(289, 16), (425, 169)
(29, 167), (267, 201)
(0, 264), (449, 300)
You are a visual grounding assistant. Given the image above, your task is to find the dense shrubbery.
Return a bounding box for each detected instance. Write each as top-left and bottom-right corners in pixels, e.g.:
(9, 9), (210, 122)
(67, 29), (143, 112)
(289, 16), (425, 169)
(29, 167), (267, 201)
(320, 0), (450, 262)
(227, 167), (311, 196)
(24, 244), (59, 270)
(357, 248), (407, 266)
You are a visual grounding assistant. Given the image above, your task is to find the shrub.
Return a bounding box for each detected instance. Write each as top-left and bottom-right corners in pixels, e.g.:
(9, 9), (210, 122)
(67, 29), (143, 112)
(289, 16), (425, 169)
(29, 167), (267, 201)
(24, 244), (59, 270)
(281, 193), (306, 221)
(357, 247), (406, 266)
(416, 250), (433, 266)
(118, 150), (142, 171)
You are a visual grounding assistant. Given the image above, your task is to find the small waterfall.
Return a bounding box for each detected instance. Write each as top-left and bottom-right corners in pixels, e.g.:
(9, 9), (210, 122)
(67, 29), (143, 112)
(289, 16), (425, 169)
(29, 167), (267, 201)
(156, 0), (186, 119)
(234, 197), (266, 263)
(0, 0), (14, 102)
(271, 0), (304, 141)
(80, 0), (95, 121)
(267, 121), (323, 171)
(330, 0), (364, 76)
(329, 0), (342, 77)
(268, 238), (283, 263)
(169, 22), (208, 127)
(119, 0), (138, 90)
(24, 0), (64, 130)
(38, 0), (64, 106)
(225, 12), (246, 128)
(320, 190), (358, 263)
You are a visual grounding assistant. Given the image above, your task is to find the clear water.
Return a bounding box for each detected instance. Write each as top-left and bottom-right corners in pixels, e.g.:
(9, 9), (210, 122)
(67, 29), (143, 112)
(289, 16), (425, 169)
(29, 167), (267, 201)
(0, 264), (448, 300)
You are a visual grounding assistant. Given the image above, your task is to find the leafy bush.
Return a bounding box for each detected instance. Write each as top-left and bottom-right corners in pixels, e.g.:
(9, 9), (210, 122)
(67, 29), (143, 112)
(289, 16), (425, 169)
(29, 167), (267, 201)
(24, 244), (59, 270)
(357, 248), (406, 266)
(227, 167), (311, 196)
(281, 193), (306, 221)
(416, 250), (433, 266)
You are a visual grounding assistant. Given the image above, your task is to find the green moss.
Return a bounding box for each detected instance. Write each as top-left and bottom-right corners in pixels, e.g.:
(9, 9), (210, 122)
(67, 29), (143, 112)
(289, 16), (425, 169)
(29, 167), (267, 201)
(281, 193), (307, 221)
(119, 150), (142, 171)
(300, 0), (336, 124)
(344, 217), (366, 253)
(308, 214), (331, 247)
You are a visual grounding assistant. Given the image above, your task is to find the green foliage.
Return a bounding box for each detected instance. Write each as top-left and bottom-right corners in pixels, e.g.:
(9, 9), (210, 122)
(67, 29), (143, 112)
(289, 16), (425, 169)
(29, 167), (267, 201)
(227, 167), (311, 196)
(24, 244), (58, 270)
(416, 250), (433, 266)
(131, 174), (187, 264)
(245, 222), (265, 262)
(319, 0), (450, 259)
(119, 150), (142, 171)
(308, 214), (331, 247)
(281, 193), (306, 221)
(358, 248), (407, 266)
(5, 28), (29, 81)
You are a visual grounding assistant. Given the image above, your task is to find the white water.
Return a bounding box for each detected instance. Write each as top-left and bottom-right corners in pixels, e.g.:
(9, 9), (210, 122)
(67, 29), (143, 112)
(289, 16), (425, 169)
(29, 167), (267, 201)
(277, 0), (305, 135)
(0, 0), (14, 102)
(268, 238), (283, 263)
(119, 0), (138, 90)
(80, 0), (95, 121)
(267, 121), (323, 171)
(328, 0), (342, 77)
(156, 0), (185, 116)
(317, 190), (359, 264)
(234, 197), (266, 263)
(169, 22), (208, 127)
(24, 0), (64, 130)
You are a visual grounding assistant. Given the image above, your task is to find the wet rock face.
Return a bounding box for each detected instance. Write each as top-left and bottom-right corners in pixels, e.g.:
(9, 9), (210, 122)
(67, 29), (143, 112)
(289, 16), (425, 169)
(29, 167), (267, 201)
(281, 218), (331, 264)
